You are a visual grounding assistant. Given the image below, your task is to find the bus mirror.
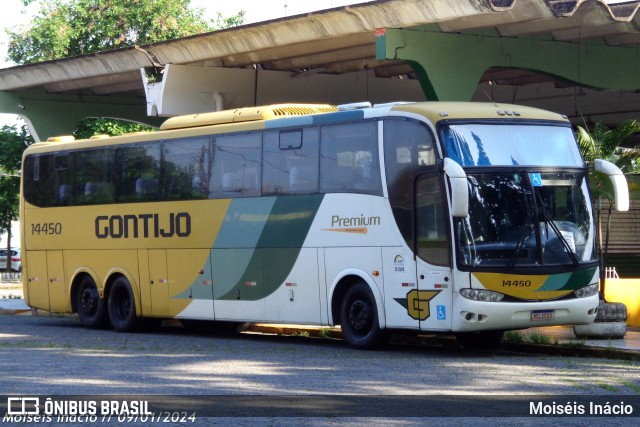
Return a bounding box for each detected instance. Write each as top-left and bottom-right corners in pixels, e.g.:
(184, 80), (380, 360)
(443, 158), (469, 218)
(594, 159), (629, 212)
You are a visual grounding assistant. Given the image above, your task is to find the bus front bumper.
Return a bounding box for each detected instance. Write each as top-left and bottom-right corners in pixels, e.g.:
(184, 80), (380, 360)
(451, 293), (599, 332)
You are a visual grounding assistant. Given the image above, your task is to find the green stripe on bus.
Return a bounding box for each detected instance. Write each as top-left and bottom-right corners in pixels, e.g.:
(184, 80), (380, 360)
(217, 194), (324, 301)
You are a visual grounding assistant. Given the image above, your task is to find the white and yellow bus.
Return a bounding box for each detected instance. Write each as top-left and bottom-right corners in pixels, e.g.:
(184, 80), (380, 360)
(20, 102), (628, 348)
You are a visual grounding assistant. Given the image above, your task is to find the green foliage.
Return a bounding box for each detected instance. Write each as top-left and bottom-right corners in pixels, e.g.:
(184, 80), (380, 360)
(73, 118), (154, 139)
(576, 120), (640, 173)
(575, 120), (640, 271)
(0, 125), (33, 237)
(576, 120), (640, 202)
(575, 120), (640, 206)
(6, 0), (245, 64)
(6, 0), (244, 139)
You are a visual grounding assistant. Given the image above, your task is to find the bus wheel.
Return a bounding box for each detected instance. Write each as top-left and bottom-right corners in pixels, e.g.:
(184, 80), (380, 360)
(340, 282), (385, 349)
(76, 276), (107, 328)
(455, 330), (504, 349)
(107, 277), (139, 332)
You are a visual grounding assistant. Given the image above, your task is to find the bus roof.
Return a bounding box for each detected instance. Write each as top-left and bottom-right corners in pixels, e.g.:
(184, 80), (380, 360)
(32, 101), (568, 154)
(389, 101), (569, 124)
(160, 104), (338, 130)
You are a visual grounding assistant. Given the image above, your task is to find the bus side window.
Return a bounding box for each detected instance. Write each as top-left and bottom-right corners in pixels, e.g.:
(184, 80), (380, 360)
(23, 154), (58, 207)
(54, 153), (73, 205)
(384, 118), (438, 251)
(319, 121), (380, 195)
(210, 133), (261, 198)
(116, 144), (160, 202)
(162, 138), (210, 200)
(263, 128), (320, 195)
(74, 148), (115, 205)
(416, 174), (451, 267)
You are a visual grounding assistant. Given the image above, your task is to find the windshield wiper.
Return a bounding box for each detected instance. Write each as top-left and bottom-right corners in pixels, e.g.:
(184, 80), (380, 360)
(505, 189), (535, 270)
(506, 204), (534, 270)
(535, 191), (580, 268)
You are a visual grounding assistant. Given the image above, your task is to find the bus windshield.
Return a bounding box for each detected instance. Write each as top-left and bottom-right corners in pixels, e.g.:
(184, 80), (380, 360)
(454, 171), (597, 269)
(443, 123), (583, 167)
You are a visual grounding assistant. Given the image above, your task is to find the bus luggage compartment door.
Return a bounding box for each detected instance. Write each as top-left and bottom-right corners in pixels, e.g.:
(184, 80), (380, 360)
(146, 249), (170, 317)
(25, 251), (49, 311)
(46, 251), (67, 313)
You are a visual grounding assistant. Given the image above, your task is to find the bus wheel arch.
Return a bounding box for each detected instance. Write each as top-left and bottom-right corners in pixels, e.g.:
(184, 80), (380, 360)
(330, 273), (387, 349)
(72, 273), (108, 328)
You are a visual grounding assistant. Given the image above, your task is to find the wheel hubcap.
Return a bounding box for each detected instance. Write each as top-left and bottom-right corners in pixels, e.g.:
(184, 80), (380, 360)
(349, 299), (371, 334)
(80, 288), (97, 315)
(115, 289), (130, 319)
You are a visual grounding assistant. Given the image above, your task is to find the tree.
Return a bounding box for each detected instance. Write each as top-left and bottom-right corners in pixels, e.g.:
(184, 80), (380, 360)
(7, 0), (245, 64)
(575, 119), (640, 293)
(0, 125), (33, 270)
(73, 117), (152, 139)
(6, 0), (244, 138)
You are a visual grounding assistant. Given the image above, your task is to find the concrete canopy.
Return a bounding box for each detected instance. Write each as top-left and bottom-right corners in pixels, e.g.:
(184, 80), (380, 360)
(0, 0), (639, 140)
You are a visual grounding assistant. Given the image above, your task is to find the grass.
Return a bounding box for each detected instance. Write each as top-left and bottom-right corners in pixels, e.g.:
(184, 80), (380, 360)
(597, 383), (619, 392)
(621, 381), (640, 393)
(319, 328), (333, 339)
(503, 331), (559, 345)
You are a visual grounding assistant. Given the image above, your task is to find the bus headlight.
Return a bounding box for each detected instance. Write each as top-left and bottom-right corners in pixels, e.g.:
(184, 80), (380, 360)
(574, 283), (598, 299)
(460, 288), (504, 302)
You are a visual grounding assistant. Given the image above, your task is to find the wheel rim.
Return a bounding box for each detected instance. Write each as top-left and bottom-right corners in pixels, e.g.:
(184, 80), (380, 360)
(348, 298), (373, 335)
(113, 287), (131, 320)
(79, 287), (98, 316)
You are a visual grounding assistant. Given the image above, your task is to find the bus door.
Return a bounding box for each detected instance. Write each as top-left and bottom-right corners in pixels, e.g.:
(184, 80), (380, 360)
(415, 173), (453, 331)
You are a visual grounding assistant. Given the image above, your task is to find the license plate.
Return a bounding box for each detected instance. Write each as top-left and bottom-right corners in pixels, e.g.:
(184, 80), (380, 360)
(531, 310), (555, 321)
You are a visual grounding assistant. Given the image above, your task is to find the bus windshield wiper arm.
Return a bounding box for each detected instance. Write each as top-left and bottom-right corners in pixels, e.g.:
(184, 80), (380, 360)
(536, 192), (579, 268)
(506, 206), (534, 270)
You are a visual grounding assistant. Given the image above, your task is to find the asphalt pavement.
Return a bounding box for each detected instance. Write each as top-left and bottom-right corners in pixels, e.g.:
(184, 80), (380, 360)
(2, 275), (639, 358)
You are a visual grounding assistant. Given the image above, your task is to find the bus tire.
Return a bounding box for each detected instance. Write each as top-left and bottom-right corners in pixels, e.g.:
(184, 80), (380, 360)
(455, 330), (504, 349)
(76, 276), (108, 328)
(107, 277), (139, 332)
(340, 282), (385, 349)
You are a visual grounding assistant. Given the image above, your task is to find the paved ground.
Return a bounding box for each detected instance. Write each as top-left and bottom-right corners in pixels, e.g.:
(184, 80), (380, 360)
(2, 275), (640, 357)
(2, 275), (639, 426)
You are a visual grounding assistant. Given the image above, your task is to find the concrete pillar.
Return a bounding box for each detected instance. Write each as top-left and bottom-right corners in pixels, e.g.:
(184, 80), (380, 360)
(376, 26), (640, 101)
(0, 91), (162, 142)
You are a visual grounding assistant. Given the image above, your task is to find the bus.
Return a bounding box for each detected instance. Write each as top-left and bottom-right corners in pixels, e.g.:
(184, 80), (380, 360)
(20, 102), (629, 349)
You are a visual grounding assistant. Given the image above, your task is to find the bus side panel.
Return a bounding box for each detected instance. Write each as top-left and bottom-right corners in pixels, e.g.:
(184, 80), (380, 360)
(381, 247), (419, 330)
(263, 248), (322, 324)
(167, 248), (212, 319)
(25, 251), (49, 311)
(138, 250), (152, 316)
(324, 247), (384, 323)
(212, 248), (266, 322)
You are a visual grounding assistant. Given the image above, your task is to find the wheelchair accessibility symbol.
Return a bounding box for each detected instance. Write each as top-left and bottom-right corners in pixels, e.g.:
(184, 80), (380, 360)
(436, 305), (446, 320)
(529, 173), (542, 187)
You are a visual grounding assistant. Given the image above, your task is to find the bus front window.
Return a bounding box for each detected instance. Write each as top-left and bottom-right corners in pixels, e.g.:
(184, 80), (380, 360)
(455, 171), (596, 269)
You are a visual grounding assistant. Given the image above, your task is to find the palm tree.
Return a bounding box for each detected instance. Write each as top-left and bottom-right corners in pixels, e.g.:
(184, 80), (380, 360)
(575, 119), (640, 297)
